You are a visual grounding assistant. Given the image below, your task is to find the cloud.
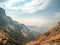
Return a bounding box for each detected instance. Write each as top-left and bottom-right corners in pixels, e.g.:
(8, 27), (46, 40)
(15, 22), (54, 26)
(4, 0), (25, 9)
(54, 12), (60, 18)
(0, 0), (50, 13)
(0, 0), (25, 10)
(19, 0), (50, 13)
(0, 3), (4, 8)
(13, 18), (50, 26)
(52, 12), (60, 22)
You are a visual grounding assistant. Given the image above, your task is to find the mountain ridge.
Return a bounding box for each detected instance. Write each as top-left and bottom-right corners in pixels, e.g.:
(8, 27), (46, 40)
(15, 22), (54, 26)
(0, 7), (34, 45)
(26, 22), (60, 45)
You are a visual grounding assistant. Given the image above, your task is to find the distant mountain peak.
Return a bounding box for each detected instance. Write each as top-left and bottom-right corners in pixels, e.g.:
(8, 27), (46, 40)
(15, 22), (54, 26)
(0, 7), (6, 16)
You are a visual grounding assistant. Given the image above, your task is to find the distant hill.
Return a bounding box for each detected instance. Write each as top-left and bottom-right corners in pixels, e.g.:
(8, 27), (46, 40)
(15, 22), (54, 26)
(26, 22), (60, 45)
(0, 7), (34, 45)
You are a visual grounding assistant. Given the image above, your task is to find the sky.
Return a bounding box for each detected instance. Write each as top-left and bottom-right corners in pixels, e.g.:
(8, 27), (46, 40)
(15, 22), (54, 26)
(0, 0), (60, 26)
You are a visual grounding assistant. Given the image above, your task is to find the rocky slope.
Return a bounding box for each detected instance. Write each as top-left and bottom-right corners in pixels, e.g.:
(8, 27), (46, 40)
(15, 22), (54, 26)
(0, 7), (34, 45)
(26, 22), (60, 45)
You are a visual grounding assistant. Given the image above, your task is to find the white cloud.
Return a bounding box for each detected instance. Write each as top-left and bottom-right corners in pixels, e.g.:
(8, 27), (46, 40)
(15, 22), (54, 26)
(1, 0), (25, 10)
(0, 0), (50, 13)
(19, 0), (50, 13)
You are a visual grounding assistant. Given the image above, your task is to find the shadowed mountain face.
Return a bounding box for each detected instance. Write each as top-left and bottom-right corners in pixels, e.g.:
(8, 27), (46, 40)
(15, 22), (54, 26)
(26, 23), (60, 45)
(0, 7), (34, 45)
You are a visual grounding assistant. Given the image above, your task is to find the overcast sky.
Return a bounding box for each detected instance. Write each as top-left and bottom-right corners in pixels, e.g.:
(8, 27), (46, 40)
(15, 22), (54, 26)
(0, 0), (60, 26)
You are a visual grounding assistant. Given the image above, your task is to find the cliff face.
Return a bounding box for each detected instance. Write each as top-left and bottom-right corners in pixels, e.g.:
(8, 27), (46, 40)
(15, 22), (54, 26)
(26, 23), (60, 45)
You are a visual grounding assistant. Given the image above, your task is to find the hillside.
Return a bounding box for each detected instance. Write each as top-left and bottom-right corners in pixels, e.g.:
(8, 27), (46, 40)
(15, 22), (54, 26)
(26, 22), (60, 45)
(0, 7), (34, 45)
